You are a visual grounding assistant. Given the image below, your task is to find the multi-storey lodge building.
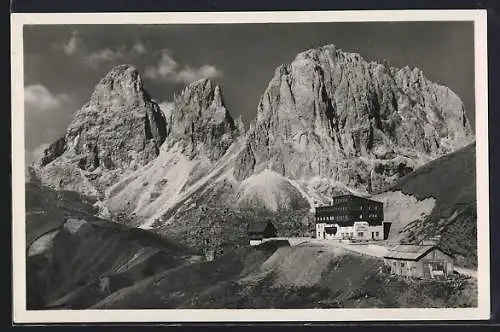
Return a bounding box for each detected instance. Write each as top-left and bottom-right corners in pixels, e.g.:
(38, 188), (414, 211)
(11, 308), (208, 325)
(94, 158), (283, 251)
(314, 194), (391, 241)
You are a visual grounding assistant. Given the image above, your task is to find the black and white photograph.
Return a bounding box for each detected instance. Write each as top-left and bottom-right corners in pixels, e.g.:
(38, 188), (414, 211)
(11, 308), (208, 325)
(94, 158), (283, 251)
(11, 10), (490, 323)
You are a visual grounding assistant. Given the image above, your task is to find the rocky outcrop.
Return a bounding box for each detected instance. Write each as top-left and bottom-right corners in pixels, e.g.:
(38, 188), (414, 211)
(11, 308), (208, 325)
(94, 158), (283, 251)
(86, 77), (242, 220)
(33, 64), (167, 195)
(234, 44), (473, 193)
(163, 78), (239, 161)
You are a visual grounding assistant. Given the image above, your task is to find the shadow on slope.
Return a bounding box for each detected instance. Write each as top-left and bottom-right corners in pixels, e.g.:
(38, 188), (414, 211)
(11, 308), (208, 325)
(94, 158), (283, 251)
(384, 142), (477, 267)
(92, 240), (291, 309)
(93, 242), (476, 309)
(25, 176), (198, 310)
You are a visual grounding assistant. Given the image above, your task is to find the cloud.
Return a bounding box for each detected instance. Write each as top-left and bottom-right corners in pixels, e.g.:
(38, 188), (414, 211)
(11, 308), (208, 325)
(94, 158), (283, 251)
(61, 32), (146, 68)
(175, 65), (223, 83)
(145, 50), (223, 83)
(63, 30), (82, 55)
(24, 84), (71, 111)
(145, 51), (178, 79)
(84, 48), (125, 68)
(132, 41), (147, 54)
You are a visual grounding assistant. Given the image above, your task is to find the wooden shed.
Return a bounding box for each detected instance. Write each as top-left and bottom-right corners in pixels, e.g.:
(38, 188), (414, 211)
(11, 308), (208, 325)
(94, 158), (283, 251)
(247, 220), (277, 246)
(383, 244), (454, 279)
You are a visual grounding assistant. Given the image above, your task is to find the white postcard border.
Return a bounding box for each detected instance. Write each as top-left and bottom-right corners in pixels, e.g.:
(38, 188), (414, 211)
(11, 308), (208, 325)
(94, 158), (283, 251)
(11, 9), (490, 323)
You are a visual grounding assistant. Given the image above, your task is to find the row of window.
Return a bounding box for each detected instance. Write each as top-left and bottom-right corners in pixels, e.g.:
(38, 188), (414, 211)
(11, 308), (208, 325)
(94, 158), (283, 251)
(320, 205), (380, 212)
(332, 197), (349, 204)
(323, 206), (349, 212)
(316, 215), (379, 222)
(316, 215), (349, 222)
(338, 232), (365, 238)
(320, 231), (380, 237)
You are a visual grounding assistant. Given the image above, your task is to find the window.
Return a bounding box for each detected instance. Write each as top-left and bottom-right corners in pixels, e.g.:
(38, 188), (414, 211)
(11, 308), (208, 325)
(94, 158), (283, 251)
(357, 232), (364, 237)
(376, 232), (379, 237)
(401, 262), (405, 267)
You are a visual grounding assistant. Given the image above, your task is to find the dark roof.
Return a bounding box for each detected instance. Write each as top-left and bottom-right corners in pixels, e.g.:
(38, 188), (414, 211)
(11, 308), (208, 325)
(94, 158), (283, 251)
(383, 245), (454, 261)
(247, 220), (275, 233)
(331, 194), (383, 204)
(319, 220), (384, 226)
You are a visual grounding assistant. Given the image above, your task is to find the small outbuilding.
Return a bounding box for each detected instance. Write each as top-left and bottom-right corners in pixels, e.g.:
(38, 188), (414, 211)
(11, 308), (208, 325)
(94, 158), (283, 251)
(383, 244), (454, 279)
(247, 220), (277, 246)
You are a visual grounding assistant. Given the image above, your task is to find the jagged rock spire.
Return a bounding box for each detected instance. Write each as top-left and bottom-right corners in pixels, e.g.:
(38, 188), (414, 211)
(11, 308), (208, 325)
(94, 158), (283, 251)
(164, 78), (239, 161)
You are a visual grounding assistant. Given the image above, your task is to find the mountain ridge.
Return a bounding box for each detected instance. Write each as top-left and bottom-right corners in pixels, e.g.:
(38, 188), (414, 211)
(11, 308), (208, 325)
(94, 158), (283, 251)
(31, 44), (475, 261)
(235, 44), (472, 193)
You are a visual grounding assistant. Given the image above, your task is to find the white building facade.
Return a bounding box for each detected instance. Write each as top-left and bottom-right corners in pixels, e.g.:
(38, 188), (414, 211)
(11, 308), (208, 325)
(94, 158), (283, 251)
(315, 221), (384, 241)
(314, 195), (390, 241)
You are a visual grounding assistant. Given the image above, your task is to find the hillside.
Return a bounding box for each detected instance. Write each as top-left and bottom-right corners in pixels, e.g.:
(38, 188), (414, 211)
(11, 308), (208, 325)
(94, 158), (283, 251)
(25, 177), (477, 309)
(26, 178), (199, 310)
(383, 142), (477, 267)
(93, 241), (476, 309)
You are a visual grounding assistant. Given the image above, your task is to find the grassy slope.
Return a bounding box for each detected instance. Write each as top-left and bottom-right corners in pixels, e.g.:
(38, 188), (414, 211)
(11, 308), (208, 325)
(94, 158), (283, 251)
(94, 242), (477, 309)
(386, 142), (477, 267)
(92, 240), (290, 309)
(26, 180), (197, 309)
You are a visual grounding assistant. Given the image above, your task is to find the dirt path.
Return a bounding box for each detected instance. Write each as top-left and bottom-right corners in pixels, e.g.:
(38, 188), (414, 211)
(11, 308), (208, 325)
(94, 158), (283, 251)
(266, 237), (478, 279)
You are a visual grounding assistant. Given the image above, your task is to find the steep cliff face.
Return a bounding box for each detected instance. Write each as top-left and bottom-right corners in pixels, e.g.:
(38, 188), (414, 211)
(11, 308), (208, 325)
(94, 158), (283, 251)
(103, 78), (241, 220)
(234, 45), (473, 193)
(33, 65), (167, 196)
(163, 78), (239, 161)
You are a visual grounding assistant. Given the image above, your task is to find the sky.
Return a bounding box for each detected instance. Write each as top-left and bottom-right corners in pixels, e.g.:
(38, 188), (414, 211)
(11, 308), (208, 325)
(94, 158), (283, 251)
(23, 22), (475, 162)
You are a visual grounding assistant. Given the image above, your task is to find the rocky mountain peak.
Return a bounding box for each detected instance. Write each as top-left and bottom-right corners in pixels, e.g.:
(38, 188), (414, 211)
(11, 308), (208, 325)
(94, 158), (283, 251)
(88, 64), (147, 108)
(33, 64), (167, 195)
(164, 78), (239, 161)
(234, 44), (473, 193)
